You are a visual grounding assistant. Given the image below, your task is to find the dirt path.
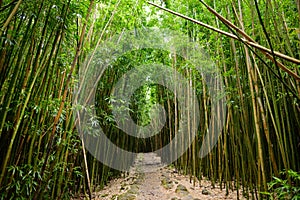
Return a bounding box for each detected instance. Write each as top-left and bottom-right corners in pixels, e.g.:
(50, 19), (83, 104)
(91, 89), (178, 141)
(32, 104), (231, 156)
(90, 153), (246, 200)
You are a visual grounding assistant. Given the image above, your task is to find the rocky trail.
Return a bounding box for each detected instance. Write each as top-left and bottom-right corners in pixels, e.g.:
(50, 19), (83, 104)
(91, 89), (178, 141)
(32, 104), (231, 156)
(83, 153), (246, 200)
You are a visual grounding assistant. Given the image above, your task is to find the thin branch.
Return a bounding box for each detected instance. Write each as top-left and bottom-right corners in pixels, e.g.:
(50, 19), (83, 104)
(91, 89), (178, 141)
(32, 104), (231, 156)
(147, 1), (300, 80)
(197, 0), (300, 78)
(0, 0), (18, 12)
(0, 0), (22, 38)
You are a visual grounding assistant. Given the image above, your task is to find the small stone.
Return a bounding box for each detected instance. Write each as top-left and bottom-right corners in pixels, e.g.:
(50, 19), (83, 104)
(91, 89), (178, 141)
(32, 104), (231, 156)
(127, 184), (139, 194)
(117, 192), (136, 200)
(164, 183), (174, 189)
(202, 189), (210, 195)
(175, 184), (189, 196)
(161, 177), (174, 189)
(176, 184), (188, 191)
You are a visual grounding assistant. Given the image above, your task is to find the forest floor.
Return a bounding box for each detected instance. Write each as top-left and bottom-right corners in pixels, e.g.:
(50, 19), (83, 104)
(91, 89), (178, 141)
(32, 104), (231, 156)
(79, 153), (248, 200)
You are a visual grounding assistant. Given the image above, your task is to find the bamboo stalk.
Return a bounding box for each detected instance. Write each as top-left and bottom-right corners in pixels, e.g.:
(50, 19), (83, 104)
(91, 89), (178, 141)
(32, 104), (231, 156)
(147, 1), (300, 79)
(0, 0), (23, 38)
(0, 62), (42, 186)
(33, 1), (95, 199)
(241, 5), (267, 192)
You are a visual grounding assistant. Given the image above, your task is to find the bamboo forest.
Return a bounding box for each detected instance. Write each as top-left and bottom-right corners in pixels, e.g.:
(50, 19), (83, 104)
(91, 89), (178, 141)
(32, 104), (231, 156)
(0, 0), (300, 199)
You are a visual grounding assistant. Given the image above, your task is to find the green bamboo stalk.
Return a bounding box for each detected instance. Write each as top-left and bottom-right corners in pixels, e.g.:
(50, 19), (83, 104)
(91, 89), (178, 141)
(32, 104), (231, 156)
(0, 19), (32, 138)
(0, 0), (23, 38)
(0, 62), (42, 186)
(34, 1), (95, 199)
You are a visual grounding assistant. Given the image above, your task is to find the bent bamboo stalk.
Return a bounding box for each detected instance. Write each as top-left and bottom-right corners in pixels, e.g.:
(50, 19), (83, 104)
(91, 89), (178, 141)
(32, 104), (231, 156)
(147, 1), (300, 80)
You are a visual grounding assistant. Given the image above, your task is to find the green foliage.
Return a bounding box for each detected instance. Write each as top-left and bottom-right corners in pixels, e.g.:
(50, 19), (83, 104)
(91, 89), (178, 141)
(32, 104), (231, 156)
(261, 170), (300, 200)
(3, 164), (40, 199)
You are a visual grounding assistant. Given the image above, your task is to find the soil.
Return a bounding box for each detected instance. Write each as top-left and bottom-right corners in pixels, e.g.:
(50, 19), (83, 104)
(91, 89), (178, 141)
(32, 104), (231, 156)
(78, 153), (248, 200)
